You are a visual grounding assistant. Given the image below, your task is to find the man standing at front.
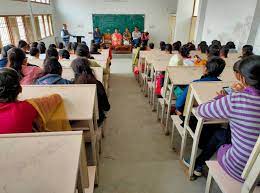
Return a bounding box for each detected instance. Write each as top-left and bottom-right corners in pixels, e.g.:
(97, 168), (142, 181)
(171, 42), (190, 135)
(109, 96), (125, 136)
(61, 24), (73, 46)
(132, 26), (141, 47)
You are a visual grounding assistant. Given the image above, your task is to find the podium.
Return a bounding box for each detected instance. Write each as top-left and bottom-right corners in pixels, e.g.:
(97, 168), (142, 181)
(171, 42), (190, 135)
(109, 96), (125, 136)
(75, 36), (85, 43)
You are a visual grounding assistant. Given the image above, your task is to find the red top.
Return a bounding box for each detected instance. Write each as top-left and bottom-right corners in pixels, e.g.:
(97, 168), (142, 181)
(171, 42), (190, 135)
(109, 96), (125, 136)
(0, 101), (38, 134)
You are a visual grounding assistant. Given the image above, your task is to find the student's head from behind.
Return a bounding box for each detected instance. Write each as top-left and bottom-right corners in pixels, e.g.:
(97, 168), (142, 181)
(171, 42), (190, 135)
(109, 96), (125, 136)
(0, 68), (22, 103)
(58, 42), (64, 49)
(90, 43), (99, 53)
(31, 42), (38, 48)
(198, 44), (209, 54)
(211, 40), (221, 47)
(18, 40), (29, 52)
(238, 55), (260, 90)
(76, 43), (90, 58)
(226, 41), (236, 49)
(149, 43), (154, 49)
(59, 49), (70, 60)
(7, 47), (27, 77)
(233, 60), (242, 81)
(180, 45), (190, 58)
(71, 57), (95, 84)
(46, 47), (59, 59)
(29, 47), (40, 58)
(43, 57), (62, 76)
(187, 42), (196, 51)
(49, 44), (57, 49)
(37, 43), (46, 54)
(165, 44), (172, 54)
(220, 45), (229, 58)
(160, 41), (166, 51)
(66, 42), (73, 51)
(172, 42), (181, 51)
(242, 45), (254, 58)
(1, 44), (15, 59)
(207, 45), (220, 58)
(204, 56), (226, 77)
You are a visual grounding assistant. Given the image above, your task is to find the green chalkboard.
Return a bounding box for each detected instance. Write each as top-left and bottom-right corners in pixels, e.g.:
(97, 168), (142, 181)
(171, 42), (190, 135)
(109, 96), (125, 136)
(92, 14), (145, 34)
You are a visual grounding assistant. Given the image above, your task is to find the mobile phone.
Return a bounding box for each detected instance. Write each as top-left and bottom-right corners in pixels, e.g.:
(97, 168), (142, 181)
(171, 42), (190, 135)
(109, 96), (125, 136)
(223, 87), (233, 95)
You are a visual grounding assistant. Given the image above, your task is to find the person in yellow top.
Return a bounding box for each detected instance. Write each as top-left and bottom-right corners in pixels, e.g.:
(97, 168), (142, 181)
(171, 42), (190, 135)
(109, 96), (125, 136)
(123, 28), (131, 45)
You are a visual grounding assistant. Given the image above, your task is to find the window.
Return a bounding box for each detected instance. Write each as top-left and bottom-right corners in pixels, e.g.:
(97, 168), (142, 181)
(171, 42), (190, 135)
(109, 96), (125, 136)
(43, 15), (50, 37)
(48, 15), (53, 35)
(16, 16), (27, 41)
(0, 17), (11, 46)
(38, 15), (46, 38)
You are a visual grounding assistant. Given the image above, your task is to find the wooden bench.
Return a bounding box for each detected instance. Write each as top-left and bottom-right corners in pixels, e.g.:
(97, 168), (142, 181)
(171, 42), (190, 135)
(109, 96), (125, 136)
(18, 85), (100, 184)
(0, 131), (95, 193)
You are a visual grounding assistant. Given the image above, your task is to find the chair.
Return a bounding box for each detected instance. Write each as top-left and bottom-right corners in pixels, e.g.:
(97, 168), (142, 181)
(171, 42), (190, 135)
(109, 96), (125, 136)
(19, 85), (100, 184)
(205, 136), (260, 193)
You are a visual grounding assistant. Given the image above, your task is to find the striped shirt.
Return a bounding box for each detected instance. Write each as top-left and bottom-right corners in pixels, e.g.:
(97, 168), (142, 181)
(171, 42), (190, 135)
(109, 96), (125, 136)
(197, 87), (260, 182)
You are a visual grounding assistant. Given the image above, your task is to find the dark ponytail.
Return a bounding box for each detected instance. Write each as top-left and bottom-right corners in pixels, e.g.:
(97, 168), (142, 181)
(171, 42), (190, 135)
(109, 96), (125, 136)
(239, 55), (260, 90)
(7, 47), (26, 78)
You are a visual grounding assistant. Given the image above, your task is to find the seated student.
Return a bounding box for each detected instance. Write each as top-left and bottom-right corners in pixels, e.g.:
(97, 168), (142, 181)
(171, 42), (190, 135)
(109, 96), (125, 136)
(36, 57), (71, 85)
(0, 68), (38, 134)
(165, 44), (173, 54)
(207, 44), (221, 58)
(172, 41), (181, 52)
(72, 42), (78, 54)
(175, 57), (226, 114)
(149, 43), (155, 50)
(90, 43), (101, 55)
(59, 49), (70, 60)
(71, 57), (110, 125)
(75, 43), (109, 74)
(0, 44), (14, 68)
(18, 40), (29, 54)
(29, 47), (40, 59)
(241, 45), (254, 59)
(211, 40), (222, 47)
(198, 42), (208, 54)
(140, 42), (148, 51)
(186, 42), (196, 51)
(37, 43), (46, 60)
(49, 44), (57, 49)
(169, 45), (194, 66)
(46, 47), (59, 60)
(160, 41), (166, 51)
(58, 42), (64, 50)
(220, 45), (230, 59)
(111, 28), (123, 47)
(93, 27), (103, 45)
(66, 42), (73, 53)
(190, 55), (260, 181)
(226, 41), (237, 53)
(7, 47), (43, 85)
(31, 42), (38, 48)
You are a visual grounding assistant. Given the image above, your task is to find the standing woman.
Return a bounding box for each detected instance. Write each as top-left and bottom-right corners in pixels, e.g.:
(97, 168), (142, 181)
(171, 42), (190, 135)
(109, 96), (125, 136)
(71, 57), (110, 126)
(123, 28), (131, 45)
(7, 48), (43, 85)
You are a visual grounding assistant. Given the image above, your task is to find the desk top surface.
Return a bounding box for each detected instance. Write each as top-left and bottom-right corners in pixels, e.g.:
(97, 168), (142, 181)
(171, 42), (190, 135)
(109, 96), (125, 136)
(0, 131), (83, 193)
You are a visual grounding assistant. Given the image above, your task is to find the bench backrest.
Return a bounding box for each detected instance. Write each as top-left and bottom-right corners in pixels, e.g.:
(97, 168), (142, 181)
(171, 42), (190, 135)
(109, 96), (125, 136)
(19, 85), (96, 120)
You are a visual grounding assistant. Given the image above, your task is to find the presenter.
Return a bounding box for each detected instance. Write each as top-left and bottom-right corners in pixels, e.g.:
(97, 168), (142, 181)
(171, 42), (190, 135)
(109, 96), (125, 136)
(61, 24), (74, 46)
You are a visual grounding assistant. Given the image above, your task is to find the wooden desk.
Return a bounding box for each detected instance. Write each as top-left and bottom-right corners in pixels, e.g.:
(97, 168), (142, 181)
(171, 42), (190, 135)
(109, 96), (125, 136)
(182, 81), (234, 180)
(0, 131), (95, 193)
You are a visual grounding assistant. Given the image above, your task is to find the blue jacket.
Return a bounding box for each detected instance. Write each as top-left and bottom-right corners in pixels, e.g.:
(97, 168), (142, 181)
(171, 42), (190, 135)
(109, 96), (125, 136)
(175, 76), (221, 112)
(35, 74), (72, 85)
(0, 58), (8, 68)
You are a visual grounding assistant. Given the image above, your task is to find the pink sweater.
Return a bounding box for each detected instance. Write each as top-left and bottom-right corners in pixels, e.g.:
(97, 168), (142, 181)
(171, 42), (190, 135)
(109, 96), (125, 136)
(20, 65), (43, 85)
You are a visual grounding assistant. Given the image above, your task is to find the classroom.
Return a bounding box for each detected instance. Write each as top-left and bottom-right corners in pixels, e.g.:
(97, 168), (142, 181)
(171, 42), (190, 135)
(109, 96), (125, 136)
(0, 0), (260, 193)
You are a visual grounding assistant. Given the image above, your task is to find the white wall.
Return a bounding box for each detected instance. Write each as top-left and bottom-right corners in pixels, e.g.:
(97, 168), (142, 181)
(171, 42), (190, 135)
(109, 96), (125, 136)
(53, 0), (178, 46)
(0, 0), (55, 46)
(201, 0), (257, 49)
(254, 26), (260, 54)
